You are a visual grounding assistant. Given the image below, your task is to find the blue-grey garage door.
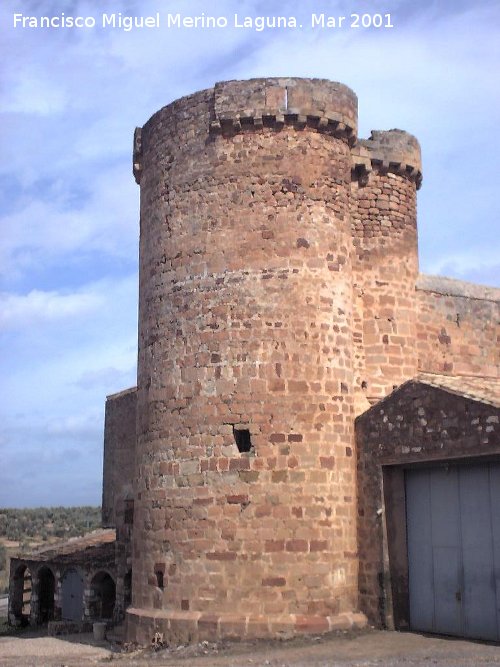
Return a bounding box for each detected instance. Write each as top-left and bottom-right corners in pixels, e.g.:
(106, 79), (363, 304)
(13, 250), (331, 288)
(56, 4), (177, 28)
(406, 463), (500, 640)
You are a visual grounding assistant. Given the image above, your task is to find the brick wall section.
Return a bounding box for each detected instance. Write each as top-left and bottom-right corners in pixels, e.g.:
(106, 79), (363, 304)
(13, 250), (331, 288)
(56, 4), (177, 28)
(102, 388), (136, 621)
(417, 275), (500, 378)
(351, 167), (419, 407)
(102, 388), (137, 529)
(356, 379), (500, 626)
(131, 79), (362, 642)
(123, 76), (499, 645)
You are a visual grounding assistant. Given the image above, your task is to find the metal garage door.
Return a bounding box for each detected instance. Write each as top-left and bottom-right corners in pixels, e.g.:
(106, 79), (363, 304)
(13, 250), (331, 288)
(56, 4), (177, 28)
(406, 463), (500, 640)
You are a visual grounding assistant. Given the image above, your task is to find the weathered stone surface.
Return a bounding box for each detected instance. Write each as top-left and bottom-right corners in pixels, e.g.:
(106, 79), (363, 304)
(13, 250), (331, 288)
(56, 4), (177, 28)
(356, 378), (500, 627)
(119, 77), (498, 645)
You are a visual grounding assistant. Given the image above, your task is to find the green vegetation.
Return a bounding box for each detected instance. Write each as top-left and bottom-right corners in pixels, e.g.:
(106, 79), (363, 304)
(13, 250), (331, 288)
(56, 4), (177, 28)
(0, 506), (101, 543)
(0, 507), (102, 596)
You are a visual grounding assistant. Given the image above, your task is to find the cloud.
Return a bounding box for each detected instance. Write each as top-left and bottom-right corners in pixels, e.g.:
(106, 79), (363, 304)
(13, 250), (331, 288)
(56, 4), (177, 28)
(0, 163), (138, 285)
(0, 288), (103, 329)
(426, 249), (500, 285)
(73, 366), (135, 391)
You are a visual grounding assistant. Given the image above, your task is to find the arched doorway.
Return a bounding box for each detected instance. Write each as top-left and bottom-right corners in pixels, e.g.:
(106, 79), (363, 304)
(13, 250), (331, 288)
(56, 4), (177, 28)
(89, 571), (116, 619)
(11, 564), (31, 624)
(61, 568), (84, 621)
(38, 567), (55, 623)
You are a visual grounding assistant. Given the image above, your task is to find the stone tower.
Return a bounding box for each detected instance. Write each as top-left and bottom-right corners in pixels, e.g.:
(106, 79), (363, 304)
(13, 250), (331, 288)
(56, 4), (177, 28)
(128, 78), (422, 644)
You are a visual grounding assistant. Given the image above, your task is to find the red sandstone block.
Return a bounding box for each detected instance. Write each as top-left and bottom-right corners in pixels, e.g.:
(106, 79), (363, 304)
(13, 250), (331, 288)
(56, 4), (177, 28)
(320, 456), (335, 469)
(229, 458), (250, 471)
(226, 494), (249, 504)
(269, 379), (285, 391)
(288, 380), (308, 392)
(286, 539), (308, 552)
(217, 458), (229, 471)
(262, 577), (286, 587)
(255, 505), (272, 518)
(295, 615), (329, 633)
(206, 552), (237, 561)
(193, 497), (213, 506)
(265, 540), (285, 552)
(269, 432), (286, 443)
(288, 433), (303, 442)
(310, 540), (328, 552)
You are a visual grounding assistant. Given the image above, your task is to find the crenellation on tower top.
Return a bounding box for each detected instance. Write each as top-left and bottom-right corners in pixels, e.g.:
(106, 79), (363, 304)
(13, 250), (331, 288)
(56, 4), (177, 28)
(357, 129), (422, 188)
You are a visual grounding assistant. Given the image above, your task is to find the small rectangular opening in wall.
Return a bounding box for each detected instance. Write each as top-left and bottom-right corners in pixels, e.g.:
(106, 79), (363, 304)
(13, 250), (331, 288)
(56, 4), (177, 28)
(233, 427), (252, 454)
(155, 570), (164, 590)
(124, 499), (134, 525)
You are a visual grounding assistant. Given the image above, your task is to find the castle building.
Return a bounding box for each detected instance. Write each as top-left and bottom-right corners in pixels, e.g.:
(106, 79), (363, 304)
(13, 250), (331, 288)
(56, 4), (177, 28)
(9, 78), (500, 644)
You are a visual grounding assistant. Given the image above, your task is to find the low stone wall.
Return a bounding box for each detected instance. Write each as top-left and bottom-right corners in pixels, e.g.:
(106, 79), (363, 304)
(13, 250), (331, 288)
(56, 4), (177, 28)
(126, 608), (366, 646)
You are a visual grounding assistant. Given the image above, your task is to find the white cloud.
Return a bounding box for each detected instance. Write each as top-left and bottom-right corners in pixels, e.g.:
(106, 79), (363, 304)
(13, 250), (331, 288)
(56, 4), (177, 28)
(0, 163), (138, 281)
(426, 249), (500, 283)
(0, 288), (103, 329)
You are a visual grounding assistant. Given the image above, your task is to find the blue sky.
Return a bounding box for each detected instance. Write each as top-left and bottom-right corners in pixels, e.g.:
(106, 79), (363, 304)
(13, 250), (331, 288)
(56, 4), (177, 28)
(1, 0), (499, 508)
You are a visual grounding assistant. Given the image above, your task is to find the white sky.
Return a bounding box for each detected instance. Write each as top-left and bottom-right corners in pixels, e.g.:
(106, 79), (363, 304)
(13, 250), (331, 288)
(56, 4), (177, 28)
(1, 0), (499, 507)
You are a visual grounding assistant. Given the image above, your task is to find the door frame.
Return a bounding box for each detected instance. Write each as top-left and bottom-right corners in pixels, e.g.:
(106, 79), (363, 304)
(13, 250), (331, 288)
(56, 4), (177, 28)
(382, 453), (500, 633)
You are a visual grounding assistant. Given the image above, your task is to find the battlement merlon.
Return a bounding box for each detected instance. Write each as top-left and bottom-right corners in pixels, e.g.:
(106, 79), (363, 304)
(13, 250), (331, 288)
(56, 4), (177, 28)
(133, 127), (142, 184)
(132, 79), (358, 186)
(352, 129), (423, 189)
(209, 78), (358, 143)
(132, 81), (421, 188)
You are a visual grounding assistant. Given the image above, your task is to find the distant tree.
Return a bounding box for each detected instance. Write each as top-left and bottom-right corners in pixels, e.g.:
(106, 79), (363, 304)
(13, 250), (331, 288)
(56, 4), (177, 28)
(0, 506), (101, 543)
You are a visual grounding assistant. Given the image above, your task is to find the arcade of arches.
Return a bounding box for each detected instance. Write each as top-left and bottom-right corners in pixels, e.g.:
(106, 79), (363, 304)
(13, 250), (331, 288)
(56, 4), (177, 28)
(8, 530), (131, 629)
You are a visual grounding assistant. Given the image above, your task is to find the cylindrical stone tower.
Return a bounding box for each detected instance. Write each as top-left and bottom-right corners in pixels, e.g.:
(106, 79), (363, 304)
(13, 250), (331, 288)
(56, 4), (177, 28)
(128, 78), (365, 643)
(351, 130), (422, 408)
(350, 131), (422, 618)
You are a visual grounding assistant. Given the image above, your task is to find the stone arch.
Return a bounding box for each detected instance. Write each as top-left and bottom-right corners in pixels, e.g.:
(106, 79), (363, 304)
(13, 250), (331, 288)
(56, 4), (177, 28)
(61, 567), (84, 621)
(37, 566), (55, 623)
(11, 563), (32, 624)
(89, 570), (116, 620)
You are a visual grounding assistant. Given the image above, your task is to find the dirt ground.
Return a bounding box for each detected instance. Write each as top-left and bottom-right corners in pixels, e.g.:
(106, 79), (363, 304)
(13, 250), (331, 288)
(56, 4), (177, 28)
(0, 627), (499, 667)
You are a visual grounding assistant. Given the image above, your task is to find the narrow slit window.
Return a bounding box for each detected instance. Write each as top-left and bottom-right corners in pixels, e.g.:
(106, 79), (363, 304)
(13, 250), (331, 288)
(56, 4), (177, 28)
(124, 499), (134, 525)
(233, 427), (252, 453)
(155, 570), (164, 590)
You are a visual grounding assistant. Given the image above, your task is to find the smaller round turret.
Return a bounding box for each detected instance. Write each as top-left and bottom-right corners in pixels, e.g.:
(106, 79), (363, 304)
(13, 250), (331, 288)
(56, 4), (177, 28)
(350, 130), (422, 405)
(352, 129), (422, 189)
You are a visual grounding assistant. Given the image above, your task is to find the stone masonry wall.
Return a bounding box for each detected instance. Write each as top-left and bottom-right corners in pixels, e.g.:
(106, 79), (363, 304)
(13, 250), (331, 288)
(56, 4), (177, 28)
(102, 388), (137, 529)
(124, 76), (498, 645)
(350, 130), (422, 410)
(102, 388), (136, 621)
(129, 79), (365, 644)
(417, 275), (500, 378)
(351, 161), (420, 408)
(356, 379), (500, 627)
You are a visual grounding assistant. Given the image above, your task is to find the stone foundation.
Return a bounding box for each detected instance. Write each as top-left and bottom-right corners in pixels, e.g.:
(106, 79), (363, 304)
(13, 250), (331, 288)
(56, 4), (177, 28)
(126, 607), (367, 645)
